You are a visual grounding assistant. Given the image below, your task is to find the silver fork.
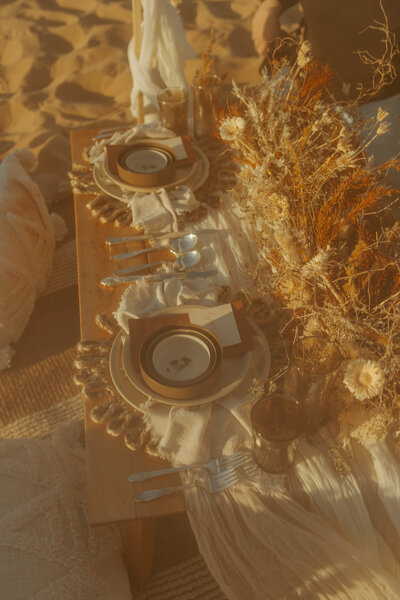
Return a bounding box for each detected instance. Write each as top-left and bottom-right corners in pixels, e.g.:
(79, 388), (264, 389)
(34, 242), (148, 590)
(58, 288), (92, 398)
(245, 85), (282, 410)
(128, 451), (250, 482)
(134, 468), (239, 502)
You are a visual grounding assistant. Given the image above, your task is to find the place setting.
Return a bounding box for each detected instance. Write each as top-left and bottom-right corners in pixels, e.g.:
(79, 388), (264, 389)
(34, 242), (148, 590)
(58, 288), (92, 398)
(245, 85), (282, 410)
(109, 300), (271, 412)
(92, 132), (210, 201)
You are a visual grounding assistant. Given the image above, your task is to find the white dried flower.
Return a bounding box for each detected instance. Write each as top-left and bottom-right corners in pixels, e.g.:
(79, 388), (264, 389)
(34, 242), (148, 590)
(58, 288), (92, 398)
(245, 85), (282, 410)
(343, 358), (385, 401)
(297, 41), (312, 69)
(377, 107), (389, 122)
(219, 117), (246, 141)
(376, 121), (391, 136)
(302, 247), (331, 278)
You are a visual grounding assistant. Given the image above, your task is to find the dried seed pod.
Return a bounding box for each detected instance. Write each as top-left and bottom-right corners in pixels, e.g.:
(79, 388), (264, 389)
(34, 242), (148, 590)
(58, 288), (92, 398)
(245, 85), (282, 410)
(90, 400), (122, 423)
(95, 314), (118, 335)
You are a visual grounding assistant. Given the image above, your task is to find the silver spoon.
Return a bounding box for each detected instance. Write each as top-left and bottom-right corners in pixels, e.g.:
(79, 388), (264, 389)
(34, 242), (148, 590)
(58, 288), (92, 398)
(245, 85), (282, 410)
(114, 250), (201, 276)
(110, 233), (198, 261)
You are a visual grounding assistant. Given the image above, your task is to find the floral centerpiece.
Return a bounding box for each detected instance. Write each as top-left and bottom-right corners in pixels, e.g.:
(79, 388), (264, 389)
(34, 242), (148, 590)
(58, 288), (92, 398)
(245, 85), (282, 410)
(219, 36), (400, 447)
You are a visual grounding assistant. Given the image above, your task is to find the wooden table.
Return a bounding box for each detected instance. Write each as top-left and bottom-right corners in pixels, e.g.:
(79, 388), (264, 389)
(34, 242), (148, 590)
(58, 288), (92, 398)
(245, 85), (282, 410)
(70, 129), (187, 590)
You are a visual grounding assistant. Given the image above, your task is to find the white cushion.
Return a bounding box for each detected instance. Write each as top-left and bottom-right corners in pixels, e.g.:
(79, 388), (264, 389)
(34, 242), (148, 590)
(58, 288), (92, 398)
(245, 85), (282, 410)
(0, 421), (132, 600)
(0, 149), (55, 370)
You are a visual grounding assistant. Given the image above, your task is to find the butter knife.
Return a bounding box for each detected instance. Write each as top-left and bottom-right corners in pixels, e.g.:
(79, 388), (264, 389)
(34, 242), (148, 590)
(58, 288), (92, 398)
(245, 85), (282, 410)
(101, 269), (217, 287)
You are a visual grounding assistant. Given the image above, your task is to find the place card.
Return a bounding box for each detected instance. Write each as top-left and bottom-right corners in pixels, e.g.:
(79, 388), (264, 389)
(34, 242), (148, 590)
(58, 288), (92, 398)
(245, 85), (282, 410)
(161, 136), (198, 167)
(188, 301), (254, 358)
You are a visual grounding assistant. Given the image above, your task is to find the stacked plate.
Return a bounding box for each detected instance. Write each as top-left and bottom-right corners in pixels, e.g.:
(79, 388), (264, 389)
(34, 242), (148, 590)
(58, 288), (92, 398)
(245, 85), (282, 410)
(139, 324), (223, 400)
(93, 141), (210, 201)
(109, 305), (271, 411)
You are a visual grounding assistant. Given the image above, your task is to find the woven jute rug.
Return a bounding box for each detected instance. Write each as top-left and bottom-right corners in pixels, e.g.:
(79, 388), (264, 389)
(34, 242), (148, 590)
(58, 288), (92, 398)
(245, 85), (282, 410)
(0, 218), (225, 599)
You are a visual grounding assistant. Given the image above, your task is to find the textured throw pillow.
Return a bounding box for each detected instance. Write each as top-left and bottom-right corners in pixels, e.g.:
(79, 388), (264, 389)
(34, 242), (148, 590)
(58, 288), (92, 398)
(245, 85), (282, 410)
(0, 148), (64, 370)
(0, 421), (132, 600)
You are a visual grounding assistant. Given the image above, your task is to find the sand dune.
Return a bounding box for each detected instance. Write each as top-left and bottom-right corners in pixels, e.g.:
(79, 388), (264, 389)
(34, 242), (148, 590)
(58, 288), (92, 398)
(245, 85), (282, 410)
(0, 0), (266, 203)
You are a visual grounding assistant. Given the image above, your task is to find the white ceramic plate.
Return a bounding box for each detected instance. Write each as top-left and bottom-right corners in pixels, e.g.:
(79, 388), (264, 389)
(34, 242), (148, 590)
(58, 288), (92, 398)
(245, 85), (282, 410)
(109, 305), (271, 410)
(93, 144), (209, 201)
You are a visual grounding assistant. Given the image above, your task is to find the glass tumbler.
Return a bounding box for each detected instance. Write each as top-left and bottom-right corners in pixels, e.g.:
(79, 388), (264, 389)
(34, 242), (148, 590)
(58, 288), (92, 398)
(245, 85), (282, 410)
(251, 394), (306, 473)
(284, 337), (342, 432)
(157, 87), (188, 136)
(192, 73), (222, 138)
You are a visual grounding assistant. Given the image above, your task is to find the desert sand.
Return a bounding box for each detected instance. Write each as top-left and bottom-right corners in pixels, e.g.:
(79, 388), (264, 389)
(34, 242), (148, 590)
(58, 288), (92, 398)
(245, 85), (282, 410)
(0, 0), (303, 199)
(0, 0), (263, 198)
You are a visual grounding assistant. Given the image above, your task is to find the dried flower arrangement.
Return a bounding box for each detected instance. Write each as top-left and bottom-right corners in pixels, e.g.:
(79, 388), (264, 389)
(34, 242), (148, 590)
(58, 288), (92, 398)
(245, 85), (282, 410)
(219, 34), (400, 446)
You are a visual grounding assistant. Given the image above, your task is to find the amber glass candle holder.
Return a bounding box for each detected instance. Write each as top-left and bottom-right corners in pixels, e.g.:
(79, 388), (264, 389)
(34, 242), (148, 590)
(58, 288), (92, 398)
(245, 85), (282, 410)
(192, 73), (222, 138)
(284, 337), (342, 432)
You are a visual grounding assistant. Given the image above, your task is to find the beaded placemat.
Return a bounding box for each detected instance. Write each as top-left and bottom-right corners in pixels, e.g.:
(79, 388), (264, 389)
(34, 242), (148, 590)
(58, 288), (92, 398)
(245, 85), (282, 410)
(73, 292), (273, 453)
(68, 137), (238, 228)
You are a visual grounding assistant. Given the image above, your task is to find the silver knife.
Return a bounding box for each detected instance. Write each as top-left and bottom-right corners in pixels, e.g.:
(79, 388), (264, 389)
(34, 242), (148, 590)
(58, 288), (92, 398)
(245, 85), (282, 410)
(105, 229), (218, 246)
(100, 269), (217, 287)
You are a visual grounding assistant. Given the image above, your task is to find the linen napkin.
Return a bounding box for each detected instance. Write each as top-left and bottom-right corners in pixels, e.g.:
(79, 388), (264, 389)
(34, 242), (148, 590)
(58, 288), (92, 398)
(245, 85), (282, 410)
(89, 123), (201, 233)
(114, 278), (270, 466)
(128, 185), (199, 234)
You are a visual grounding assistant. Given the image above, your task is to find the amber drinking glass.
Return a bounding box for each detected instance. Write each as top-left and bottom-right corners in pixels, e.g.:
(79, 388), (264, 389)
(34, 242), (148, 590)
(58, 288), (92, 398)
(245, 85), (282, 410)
(284, 337), (342, 432)
(157, 87), (188, 136)
(192, 73), (222, 138)
(251, 394), (306, 473)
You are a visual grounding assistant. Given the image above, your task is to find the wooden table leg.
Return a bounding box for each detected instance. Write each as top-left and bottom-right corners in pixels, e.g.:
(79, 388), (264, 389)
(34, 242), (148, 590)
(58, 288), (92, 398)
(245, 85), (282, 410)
(124, 517), (157, 591)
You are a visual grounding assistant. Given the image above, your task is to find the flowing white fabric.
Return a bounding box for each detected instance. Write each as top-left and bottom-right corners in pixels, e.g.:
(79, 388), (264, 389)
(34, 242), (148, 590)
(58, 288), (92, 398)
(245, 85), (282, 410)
(128, 0), (197, 115)
(113, 178), (400, 598)
(89, 124), (201, 232)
